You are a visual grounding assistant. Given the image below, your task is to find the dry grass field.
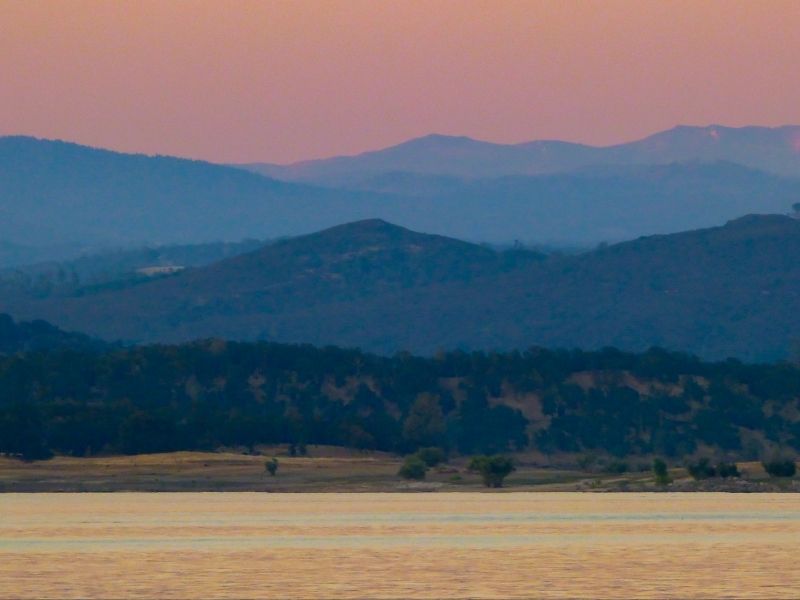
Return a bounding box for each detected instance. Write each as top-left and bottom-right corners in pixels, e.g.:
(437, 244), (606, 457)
(0, 447), (620, 492)
(0, 447), (794, 492)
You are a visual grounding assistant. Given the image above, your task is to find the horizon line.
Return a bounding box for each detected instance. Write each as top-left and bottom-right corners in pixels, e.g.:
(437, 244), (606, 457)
(2, 122), (800, 167)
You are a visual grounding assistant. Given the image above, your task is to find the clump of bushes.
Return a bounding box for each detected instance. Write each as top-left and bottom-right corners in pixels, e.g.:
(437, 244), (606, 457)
(687, 458), (716, 480)
(415, 447), (446, 467)
(397, 447), (448, 481)
(762, 458), (797, 478)
(687, 458), (741, 480)
(468, 454), (515, 488)
(398, 455), (428, 480)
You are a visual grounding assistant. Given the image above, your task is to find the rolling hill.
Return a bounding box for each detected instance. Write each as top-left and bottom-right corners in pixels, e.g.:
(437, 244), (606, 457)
(3, 215), (800, 361)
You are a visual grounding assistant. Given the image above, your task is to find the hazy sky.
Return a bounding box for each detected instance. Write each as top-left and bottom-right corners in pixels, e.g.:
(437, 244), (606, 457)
(2, 0), (800, 163)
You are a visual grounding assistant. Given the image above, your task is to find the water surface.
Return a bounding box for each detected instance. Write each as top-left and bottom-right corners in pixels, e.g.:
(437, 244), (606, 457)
(2, 492), (799, 598)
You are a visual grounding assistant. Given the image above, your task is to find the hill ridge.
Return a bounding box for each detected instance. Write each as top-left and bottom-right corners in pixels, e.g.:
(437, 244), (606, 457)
(243, 124), (800, 181)
(2, 214), (799, 361)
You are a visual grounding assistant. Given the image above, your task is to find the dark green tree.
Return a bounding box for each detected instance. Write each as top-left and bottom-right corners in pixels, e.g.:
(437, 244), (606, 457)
(653, 458), (671, 485)
(415, 447), (446, 467)
(468, 454), (515, 488)
(0, 403), (52, 461)
(762, 458), (796, 478)
(402, 393), (445, 449)
(398, 455), (428, 480)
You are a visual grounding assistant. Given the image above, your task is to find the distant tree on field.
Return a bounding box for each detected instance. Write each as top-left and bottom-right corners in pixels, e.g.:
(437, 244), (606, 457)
(468, 454), (515, 488)
(653, 458), (671, 485)
(415, 447), (446, 467)
(398, 455), (428, 480)
(762, 457), (796, 478)
(265, 457), (279, 476)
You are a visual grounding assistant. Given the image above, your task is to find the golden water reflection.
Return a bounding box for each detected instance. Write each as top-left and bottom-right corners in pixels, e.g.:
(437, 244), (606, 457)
(2, 492), (799, 598)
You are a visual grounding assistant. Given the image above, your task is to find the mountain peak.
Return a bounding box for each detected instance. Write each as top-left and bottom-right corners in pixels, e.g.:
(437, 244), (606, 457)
(297, 218), (413, 241)
(391, 133), (490, 152)
(723, 213), (799, 230)
(273, 218), (484, 254)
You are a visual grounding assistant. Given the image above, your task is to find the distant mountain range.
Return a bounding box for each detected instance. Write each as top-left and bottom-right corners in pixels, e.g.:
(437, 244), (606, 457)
(3, 129), (800, 258)
(0, 136), (391, 250)
(289, 161), (800, 244)
(240, 124), (800, 183)
(4, 214), (799, 361)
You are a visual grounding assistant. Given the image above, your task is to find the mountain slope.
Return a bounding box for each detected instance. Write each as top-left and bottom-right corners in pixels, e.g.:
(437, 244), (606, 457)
(0, 313), (104, 354)
(0, 136), (395, 248)
(0, 219), (540, 345)
(613, 125), (800, 175)
(4, 216), (800, 361)
(241, 125), (800, 183)
(469, 213), (800, 361)
(342, 162), (800, 244)
(5, 135), (800, 251)
(0, 237), (270, 302)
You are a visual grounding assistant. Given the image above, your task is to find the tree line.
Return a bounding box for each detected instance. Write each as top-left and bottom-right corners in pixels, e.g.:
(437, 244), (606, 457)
(1, 340), (799, 461)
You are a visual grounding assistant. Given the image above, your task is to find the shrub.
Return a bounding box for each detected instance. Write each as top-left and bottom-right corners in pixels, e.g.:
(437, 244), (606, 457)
(265, 457), (279, 476)
(415, 447), (446, 467)
(687, 457), (716, 480)
(652, 458), (671, 486)
(762, 458), (797, 478)
(468, 454), (516, 488)
(398, 455), (428, 480)
(716, 462), (740, 478)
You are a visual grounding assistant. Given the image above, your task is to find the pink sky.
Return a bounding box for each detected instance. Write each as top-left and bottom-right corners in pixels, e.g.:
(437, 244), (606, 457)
(2, 0), (800, 163)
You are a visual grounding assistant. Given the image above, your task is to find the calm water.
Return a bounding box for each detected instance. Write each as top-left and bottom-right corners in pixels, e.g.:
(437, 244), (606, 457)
(2, 492), (799, 598)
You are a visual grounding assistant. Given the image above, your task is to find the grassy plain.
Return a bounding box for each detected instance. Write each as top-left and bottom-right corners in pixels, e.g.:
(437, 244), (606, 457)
(0, 446), (795, 492)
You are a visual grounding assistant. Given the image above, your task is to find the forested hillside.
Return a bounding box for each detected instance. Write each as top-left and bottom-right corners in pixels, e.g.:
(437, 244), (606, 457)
(0, 314), (104, 355)
(4, 215), (800, 361)
(1, 338), (799, 462)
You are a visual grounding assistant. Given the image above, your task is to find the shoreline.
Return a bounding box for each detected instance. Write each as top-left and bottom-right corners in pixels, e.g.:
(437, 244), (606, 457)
(2, 450), (798, 493)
